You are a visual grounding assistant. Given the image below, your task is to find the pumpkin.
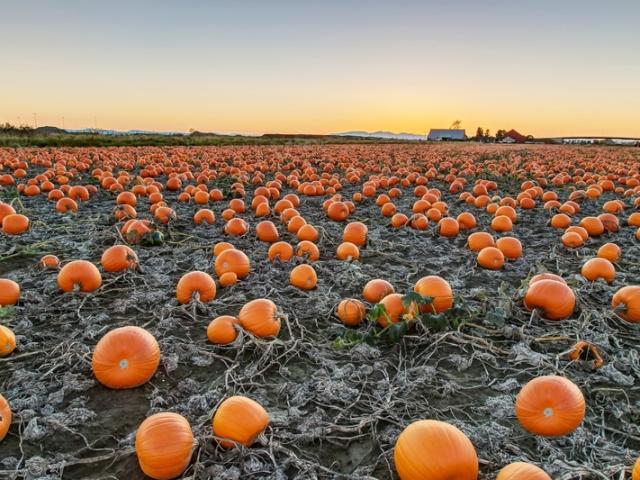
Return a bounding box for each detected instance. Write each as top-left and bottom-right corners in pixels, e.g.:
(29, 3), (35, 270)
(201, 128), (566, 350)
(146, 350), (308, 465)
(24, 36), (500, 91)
(394, 419), (478, 480)
(581, 257), (615, 283)
(524, 279), (575, 320)
(363, 279), (395, 303)
(496, 237), (522, 259)
(491, 215), (512, 232)
(287, 215), (307, 234)
(213, 396), (269, 448)
(438, 217), (459, 237)
(467, 232), (495, 252)
(0, 393), (11, 441)
(268, 241), (294, 261)
(56, 197), (78, 213)
(327, 201), (349, 221)
(224, 217), (249, 236)
(207, 315), (238, 344)
(336, 299), (366, 326)
(214, 249), (250, 279)
(290, 264), (317, 290)
(213, 241), (234, 256)
(92, 326), (160, 389)
(175, 271), (216, 304)
(2, 213), (30, 235)
(101, 245), (138, 273)
(219, 271), (238, 287)
(194, 208), (215, 225)
(376, 293), (417, 327)
(579, 216), (604, 236)
(256, 220), (279, 242)
(611, 285), (640, 322)
(297, 224), (319, 242)
(57, 260), (102, 293)
(238, 298), (281, 337)
(597, 243), (621, 262)
(336, 242), (360, 261)
(530, 272), (566, 285)
(551, 213), (572, 229)
(496, 462), (551, 480)
(568, 341), (603, 369)
(38, 254), (61, 269)
(135, 412), (194, 480)
(0, 279), (20, 306)
(0, 325), (16, 357)
(561, 231), (584, 248)
(456, 212), (476, 230)
(515, 375), (585, 436)
(343, 221), (368, 246)
(296, 240), (320, 261)
(477, 247), (505, 270)
(633, 457), (640, 480)
(414, 276), (453, 313)
(565, 225), (588, 240)
(0, 202), (16, 223)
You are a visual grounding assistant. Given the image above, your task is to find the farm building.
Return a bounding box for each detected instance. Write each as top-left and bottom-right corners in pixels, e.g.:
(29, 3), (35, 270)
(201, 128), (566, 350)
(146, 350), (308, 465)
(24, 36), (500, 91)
(500, 129), (528, 143)
(427, 129), (466, 141)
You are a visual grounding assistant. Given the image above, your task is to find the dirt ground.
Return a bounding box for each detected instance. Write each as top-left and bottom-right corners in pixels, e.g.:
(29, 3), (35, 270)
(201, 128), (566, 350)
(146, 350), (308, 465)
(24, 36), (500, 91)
(1, 144), (639, 479)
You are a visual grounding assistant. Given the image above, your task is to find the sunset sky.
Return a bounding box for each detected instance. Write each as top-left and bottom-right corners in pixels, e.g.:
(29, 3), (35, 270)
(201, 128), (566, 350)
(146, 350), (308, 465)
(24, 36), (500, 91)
(2, 0), (639, 137)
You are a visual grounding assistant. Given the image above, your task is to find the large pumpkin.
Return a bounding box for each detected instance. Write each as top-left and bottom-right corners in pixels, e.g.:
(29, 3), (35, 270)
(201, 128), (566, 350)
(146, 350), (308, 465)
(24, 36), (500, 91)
(496, 462), (551, 480)
(176, 271), (216, 304)
(611, 285), (640, 323)
(413, 276), (453, 313)
(524, 279), (575, 320)
(214, 249), (250, 279)
(238, 299), (281, 337)
(515, 375), (585, 436)
(0, 325), (16, 357)
(394, 419), (478, 480)
(101, 245), (138, 273)
(0, 279), (20, 306)
(57, 260), (102, 293)
(0, 393), (11, 441)
(135, 412), (194, 480)
(212, 396), (269, 448)
(92, 326), (160, 389)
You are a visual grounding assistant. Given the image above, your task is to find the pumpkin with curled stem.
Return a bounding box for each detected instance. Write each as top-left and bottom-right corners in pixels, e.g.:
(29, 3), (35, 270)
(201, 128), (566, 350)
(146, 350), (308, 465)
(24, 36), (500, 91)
(524, 279), (575, 320)
(238, 298), (282, 338)
(611, 285), (640, 323)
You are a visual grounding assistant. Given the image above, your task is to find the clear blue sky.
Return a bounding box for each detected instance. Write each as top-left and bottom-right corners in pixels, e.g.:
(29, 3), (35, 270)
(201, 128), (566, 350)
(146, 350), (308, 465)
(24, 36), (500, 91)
(2, 0), (639, 136)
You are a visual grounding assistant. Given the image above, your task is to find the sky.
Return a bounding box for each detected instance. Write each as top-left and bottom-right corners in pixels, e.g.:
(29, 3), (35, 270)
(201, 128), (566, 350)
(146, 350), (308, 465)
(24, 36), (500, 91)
(1, 0), (639, 137)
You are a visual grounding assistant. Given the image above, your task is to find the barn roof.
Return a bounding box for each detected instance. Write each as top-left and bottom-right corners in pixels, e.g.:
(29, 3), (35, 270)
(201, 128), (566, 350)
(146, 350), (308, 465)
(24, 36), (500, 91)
(504, 129), (527, 143)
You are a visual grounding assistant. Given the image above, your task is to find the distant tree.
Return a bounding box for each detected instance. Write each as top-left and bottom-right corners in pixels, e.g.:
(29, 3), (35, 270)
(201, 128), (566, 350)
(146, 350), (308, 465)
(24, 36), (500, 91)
(475, 127), (484, 140)
(495, 129), (507, 142)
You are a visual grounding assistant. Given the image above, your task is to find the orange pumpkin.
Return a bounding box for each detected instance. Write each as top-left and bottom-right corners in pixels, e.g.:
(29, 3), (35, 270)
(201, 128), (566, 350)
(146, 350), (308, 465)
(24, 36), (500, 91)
(57, 260), (102, 293)
(135, 412), (194, 480)
(290, 264), (317, 290)
(581, 257), (615, 283)
(213, 396), (269, 448)
(207, 316), (238, 344)
(597, 243), (621, 262)
(376, 293), (417, 327)
(101, 245), (138, 273)
(213, 241), (234, 256)
(524, 279), (575, 320)
(256, 220), (279, 242)
(0, 393), (11, 441)
(363, 279), (395, 303)
(467, 232), (495, 252)
(438, 217), (459, 237)
(238, 298), (281, 337)
(92, 326), (160, 389)
(297, 224), (319, 242)
(414, 276), (453, 313)
(477, 247), (505, 270)
(214, 249), (250, 279)
(0, 279), (20, 306)
(561, 231), (584, 248)
(194, 208), (215, 225)
(296, 240), (320, 261)
(2, 213), (30, 235)
(343, 221), (368, 246)
(175, 271), (216, 304)
(219, 271), (238, 287)
(336, 299), (366, 326)
(515, 375), (585, 436)
(496, 462), (551, 480)
(632, 458), (640, 480)
(0, 325), (16, 357)
(394, 419), (478, 480)
(496, 237), (522, 260)
(224, 217), (249, 236)
(611, 285), (640, 323)
(336, 242), (360, 261)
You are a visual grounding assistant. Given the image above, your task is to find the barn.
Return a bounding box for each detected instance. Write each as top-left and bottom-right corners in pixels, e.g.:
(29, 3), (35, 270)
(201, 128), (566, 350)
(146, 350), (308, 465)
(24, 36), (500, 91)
(427, 129), (466, 141)
(501, 129), (528, 144)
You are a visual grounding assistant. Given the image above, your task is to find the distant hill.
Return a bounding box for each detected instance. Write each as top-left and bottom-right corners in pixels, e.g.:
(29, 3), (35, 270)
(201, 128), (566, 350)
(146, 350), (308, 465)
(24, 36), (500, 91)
(336, 130), (426, 141)
(34, 126), (67, 135)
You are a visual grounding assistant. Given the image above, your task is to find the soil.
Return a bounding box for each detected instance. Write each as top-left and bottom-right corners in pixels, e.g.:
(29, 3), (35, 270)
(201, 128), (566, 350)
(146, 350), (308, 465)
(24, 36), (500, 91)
(0, 144), (639, 480)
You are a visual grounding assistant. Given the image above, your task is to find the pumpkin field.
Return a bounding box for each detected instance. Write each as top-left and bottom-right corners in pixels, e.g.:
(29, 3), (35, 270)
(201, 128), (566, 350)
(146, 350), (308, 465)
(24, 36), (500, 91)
(1, 143), (640, 479)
